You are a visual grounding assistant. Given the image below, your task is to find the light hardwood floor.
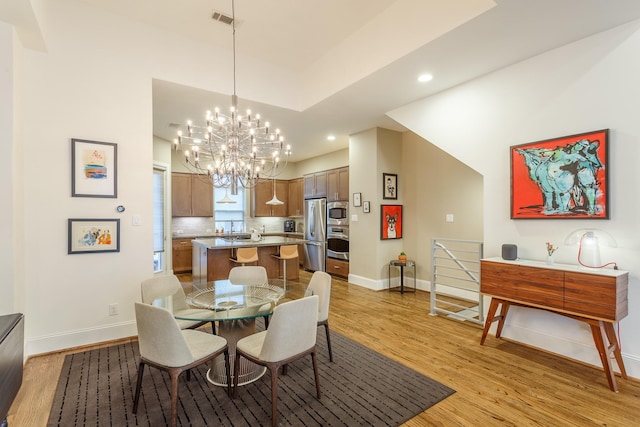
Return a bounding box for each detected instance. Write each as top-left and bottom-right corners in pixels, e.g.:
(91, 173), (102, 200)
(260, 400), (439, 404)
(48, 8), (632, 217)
(9, 271), (640, 426)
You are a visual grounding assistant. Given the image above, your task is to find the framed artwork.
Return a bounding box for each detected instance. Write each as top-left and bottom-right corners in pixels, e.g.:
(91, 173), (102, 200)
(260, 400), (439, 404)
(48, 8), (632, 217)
(353, 192), (362, 207)
(511, 129), (609, 219)
(68, 218), (120, 254)
(72, 138), (118, 198)
(363, 201), (370, 213)
(383, 173), (397, 200)
(380, 204), (402, 240)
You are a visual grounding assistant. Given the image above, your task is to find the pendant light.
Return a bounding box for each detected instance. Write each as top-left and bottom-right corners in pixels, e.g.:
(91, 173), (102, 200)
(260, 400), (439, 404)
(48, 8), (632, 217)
(266, 176), (283, 205)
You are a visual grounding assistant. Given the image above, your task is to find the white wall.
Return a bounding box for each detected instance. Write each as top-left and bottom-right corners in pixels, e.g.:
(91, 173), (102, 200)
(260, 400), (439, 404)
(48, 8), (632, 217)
(0, 22), (14, 314)
(9, 0), (298, 355)
(389, 20), (640, 377)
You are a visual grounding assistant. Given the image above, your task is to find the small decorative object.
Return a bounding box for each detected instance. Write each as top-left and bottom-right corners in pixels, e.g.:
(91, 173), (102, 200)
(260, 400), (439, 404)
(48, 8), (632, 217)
(546, 241), (558, 265)
(398, 252), (407, 262)
(71, 138), (118, 198)
(353, 192), (362, 207)
(68, 218), (120, 254)
(363, 201), (370, 213)
(116, 205), (125, 213)
(510, 129), (609, 219)
(383, 173), (398, 200)
(380, 204), (403, 240)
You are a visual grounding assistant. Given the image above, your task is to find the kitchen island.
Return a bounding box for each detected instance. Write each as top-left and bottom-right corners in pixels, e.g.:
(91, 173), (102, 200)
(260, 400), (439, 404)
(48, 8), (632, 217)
(192, 236), (307, 283)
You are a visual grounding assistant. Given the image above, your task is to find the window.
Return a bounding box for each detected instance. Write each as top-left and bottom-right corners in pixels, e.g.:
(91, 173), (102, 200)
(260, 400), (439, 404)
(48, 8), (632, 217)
(153, 165), (167, 272)
(214, 187), (245, 232)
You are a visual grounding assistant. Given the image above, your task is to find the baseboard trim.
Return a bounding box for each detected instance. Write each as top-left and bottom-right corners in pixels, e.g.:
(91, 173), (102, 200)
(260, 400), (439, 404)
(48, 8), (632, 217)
(27, 320), (137, 356)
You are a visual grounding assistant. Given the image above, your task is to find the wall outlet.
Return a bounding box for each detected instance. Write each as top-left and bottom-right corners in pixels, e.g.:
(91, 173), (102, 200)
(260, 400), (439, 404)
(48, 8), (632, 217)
(109, 303), (118, 316)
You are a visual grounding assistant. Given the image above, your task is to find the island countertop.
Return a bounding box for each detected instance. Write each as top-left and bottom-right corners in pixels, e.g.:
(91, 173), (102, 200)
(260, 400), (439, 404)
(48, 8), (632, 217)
(193, 236), (307, 249)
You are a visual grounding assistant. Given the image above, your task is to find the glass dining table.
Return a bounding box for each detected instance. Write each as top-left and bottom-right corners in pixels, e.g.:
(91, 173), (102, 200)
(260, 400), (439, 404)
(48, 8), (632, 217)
(174, 279), (285, 387)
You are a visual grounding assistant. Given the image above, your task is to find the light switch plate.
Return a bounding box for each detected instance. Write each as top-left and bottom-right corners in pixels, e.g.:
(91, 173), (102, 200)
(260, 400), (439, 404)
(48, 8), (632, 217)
(446, 214), (454, 222)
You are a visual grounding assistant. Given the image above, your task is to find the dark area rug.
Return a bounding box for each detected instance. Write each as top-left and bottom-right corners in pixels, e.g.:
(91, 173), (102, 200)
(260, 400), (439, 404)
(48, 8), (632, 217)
(47, 330), (454, 426)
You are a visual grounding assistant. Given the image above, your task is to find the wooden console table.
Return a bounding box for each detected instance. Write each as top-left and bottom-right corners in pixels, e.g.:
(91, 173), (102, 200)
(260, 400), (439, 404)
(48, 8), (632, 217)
(480, 257), (628, 392)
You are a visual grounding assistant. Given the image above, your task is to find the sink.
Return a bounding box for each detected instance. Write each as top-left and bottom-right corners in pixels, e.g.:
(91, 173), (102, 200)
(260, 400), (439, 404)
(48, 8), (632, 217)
(223, 234), (251, 242)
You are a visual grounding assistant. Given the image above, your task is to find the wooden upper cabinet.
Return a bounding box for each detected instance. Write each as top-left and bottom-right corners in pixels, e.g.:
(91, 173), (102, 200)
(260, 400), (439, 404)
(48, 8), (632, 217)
(288, 178), (304, 217)
(327, 167), (349, 201)
(191, 175), (213, 217)
(252, 179), (289, 217)
(171, 173), (213, 217)
(304, 171), (327, 199)
(171, 173), (192, 217)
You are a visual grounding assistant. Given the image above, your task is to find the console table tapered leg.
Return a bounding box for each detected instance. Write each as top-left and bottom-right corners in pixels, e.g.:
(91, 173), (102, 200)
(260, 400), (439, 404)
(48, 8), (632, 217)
(589, 321), (618, 392)
(604, 322), (627, 379)
(480, 298), (502, 345)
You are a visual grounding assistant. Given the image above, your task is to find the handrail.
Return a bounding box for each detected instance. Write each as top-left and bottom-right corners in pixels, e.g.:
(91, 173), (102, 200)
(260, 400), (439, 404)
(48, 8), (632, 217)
(434, 242), (479, 283)
(430, 238), (484, 325)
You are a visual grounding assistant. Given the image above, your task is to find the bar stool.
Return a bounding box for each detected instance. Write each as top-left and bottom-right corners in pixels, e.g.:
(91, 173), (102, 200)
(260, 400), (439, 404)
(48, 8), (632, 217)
(229, 247), (259, 266)
(271, 245), (298, 291)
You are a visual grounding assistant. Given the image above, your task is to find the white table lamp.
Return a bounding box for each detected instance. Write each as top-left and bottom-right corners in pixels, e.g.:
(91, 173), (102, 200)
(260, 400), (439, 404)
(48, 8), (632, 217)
(564, 228), (617, 269)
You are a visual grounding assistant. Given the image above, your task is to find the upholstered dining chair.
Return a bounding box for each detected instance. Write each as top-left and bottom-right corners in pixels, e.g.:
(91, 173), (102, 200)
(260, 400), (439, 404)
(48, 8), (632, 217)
(232, 295), (321, 427)
(133, 302), (230, 427)
(228, 266), (271, 328)
(228, 265), (268, 285)
(305, 270), (334, 362)
(141, 274), (214, 333)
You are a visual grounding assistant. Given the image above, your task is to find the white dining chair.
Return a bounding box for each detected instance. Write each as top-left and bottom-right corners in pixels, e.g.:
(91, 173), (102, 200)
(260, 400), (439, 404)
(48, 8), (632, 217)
(228, 266), (268, 285)
(305, 271), (334, 362)
(232, 295), (320, 427)
(133, 302), (230, 427)
(141, 274), (214, 332)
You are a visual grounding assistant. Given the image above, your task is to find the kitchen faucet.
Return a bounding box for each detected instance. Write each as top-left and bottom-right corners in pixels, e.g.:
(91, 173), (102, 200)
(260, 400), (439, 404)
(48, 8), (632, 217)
(230, 220), (234, 234)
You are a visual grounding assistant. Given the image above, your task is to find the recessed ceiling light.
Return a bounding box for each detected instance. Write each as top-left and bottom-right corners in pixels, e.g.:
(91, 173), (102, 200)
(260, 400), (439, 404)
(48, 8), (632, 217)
(327, 135), (336, 141)
(418, 74), (433, 83)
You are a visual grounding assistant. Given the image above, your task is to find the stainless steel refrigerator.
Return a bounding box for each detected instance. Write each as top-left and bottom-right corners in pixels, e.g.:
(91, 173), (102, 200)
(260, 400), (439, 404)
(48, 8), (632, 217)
(303, 198), (327, 272)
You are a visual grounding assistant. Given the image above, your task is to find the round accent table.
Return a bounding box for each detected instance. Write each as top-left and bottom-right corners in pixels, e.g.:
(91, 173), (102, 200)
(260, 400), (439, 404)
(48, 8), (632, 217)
(388, 259), (416, 294)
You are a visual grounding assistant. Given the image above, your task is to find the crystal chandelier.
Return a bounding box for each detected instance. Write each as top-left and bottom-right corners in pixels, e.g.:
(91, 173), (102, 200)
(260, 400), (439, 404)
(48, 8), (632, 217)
(174, 0), (291, 196)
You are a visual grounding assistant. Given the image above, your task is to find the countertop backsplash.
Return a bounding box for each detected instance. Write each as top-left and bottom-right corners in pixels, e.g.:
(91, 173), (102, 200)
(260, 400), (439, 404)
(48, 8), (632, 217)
(172, 216), (304, 238)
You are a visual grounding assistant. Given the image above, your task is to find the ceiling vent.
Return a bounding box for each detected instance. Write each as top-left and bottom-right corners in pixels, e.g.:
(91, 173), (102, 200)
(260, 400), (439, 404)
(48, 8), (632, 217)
(212, 10), (234, 25)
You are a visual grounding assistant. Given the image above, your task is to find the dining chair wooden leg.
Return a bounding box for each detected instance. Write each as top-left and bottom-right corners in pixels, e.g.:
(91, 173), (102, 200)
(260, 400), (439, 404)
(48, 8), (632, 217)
(232, 353), (241, 398)
(269, 364), (280, 427)
(169, 369), (180, 427)
(132, 362), (145, 412)
(311, 350), (321, 399)
(323, 322), (333, 362)
(224, 349), (231, 397)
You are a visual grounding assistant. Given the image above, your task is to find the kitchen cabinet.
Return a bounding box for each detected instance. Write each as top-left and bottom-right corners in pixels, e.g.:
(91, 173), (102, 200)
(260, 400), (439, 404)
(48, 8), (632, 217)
(327, 166), (349, 201)
(304, 171), (327, 199)
(252, 179), (289, 217)
(172, 238), (193, 273)
(326, 258), (349, 279)
(288, 178), (304, 217)
(171, 173), (213, 217)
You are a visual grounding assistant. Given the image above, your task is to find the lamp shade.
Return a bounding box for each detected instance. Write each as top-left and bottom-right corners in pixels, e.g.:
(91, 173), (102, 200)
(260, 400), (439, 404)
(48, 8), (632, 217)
(564, 228), (617, 269)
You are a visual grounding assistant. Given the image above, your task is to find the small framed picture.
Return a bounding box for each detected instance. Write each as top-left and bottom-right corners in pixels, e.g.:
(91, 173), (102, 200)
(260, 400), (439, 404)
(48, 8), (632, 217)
(380, 205), (402, 240)
(383, 173), (397, 200)
(353, 192), (362, 207)
(72, 138), (118, 198)
(363, 201), (370, 213)
(68, 218), (120, 254)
